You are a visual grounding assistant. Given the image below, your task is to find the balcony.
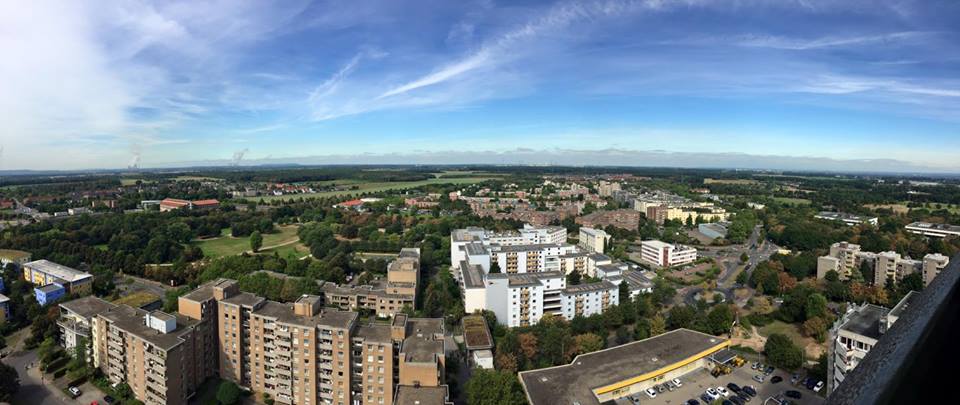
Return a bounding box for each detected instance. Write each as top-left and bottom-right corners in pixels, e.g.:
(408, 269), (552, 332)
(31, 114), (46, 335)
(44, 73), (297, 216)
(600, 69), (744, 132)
(828, 253), (960, 404)
(57, 318), (91, 337)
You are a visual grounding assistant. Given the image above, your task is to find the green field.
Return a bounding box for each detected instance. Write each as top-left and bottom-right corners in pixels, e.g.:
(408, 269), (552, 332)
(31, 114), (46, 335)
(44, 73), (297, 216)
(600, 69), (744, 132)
(757, 320), (815, 357)
(247, 177), (494, 202)
(194, 225), (300, 258)
(260, 241), (311, 259)
(773, 197), (812, 205)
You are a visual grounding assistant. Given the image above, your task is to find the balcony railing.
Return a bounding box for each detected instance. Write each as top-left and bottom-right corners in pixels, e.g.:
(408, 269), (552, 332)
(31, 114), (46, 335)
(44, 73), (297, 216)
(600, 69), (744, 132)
(828, 253), (960, 404)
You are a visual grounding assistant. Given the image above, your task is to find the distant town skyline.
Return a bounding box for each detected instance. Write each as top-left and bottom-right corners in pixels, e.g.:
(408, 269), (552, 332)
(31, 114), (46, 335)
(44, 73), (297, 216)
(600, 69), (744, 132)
(2, 0), (959, 170)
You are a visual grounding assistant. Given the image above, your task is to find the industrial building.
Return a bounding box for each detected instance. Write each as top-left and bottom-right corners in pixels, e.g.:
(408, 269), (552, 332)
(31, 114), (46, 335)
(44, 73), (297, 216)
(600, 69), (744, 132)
(519, 329), (729, 404)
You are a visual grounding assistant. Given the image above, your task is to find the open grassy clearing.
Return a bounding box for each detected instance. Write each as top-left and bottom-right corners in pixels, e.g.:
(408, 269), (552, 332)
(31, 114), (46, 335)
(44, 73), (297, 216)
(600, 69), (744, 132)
(247, 177), (494, 202)
(194, 224), (300, 258)
(757, 320), (823, 359)
(260, 241), (311, 259)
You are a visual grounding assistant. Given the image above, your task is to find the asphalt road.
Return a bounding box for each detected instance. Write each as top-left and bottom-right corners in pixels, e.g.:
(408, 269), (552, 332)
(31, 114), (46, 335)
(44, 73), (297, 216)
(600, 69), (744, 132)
(5, 329), (104, 405)
(683, 226), (779, 307)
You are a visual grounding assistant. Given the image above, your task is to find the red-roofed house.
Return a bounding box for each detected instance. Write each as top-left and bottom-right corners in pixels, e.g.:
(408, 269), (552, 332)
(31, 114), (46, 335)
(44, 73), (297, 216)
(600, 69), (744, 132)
(192, 199), (220, 210)
(334, 199), (365, 210)
(159, 198), (192, 212)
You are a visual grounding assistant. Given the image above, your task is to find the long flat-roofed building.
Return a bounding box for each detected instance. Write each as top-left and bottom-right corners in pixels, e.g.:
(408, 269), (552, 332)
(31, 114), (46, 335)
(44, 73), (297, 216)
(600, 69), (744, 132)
(519, 329), (729, 404)
(815, 211), (878, 226)
(22, 259), (94, 293)
(905, 221), (960, 238)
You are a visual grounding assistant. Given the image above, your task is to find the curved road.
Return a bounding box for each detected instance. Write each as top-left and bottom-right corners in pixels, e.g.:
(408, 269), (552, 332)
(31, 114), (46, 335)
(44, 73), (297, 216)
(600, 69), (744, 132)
(683, 225), (778, 307)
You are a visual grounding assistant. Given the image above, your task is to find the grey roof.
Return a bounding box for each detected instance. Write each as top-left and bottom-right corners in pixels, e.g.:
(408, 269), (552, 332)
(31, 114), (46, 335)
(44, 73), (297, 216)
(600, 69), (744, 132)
(99, 305), (199, 351)
(464, 243), (488, 256)
(906, 221), (960, 232)
(60, 296), (118, 319)
(459, 261), (486, 289)
(181, 278), (235, 302)
(252, 300), (357, 330)
(839, 304), (886, 340)
(499, 271), (564, 287)
(519, 329), (727, 405)
(563, 280), (616, 294)
(37, 283), (65, 293)
(24, 260), (92, 283)
(355, 323), (393, 343)
(221, 292), (266, 308)
(394, 385), (450, 405)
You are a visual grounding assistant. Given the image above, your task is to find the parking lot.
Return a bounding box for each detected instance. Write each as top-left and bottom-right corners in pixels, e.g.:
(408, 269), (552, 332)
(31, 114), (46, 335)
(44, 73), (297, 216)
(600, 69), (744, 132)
(630, 364), (826, 405)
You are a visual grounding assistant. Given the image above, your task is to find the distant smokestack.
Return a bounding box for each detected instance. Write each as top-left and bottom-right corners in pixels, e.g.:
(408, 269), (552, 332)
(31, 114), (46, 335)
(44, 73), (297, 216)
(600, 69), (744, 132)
(128, 144), (142, 170)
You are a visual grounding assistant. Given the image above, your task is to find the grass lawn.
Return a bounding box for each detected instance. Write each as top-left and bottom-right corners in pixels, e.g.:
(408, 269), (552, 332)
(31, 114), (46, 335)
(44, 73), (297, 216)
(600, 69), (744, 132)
(773, 197), (812, 205)
(194, 225), (300, 258)
(248, 177), (493, 202)
(260, 241), (311, 259)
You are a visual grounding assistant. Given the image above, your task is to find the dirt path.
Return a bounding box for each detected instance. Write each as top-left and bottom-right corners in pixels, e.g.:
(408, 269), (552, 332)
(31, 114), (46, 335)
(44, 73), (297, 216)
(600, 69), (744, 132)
(246, 237), (300, 254)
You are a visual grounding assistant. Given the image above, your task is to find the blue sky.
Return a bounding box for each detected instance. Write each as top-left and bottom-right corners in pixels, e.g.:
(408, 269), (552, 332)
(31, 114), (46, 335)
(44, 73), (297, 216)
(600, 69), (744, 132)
(2, 0), (960, 171)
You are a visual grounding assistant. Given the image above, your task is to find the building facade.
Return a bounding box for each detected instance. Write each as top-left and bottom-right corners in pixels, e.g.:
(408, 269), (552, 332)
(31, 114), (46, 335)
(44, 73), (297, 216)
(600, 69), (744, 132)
(578, 227), (610, 254)
(22, 259), (94, 294)
(827, 292), (916, 395)
(176, 279), (448, 405)
(640, 240), (697, 268)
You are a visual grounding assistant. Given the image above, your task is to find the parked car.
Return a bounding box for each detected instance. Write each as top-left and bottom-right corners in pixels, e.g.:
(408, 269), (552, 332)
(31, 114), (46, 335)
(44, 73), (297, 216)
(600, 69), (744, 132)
(752, 374), (765, 383)
(729, 396), (745, 405)
(69, 387), (82, 398)
(790, 374), (799, 384)
(645, 388), (657, 398)
(103, 396), (115, 404)
(727, 382), (742, 394)
(657, 383), (666, 393)
(701, 393), (713, 403)
(804, 379), (817, 390)
(722, 400), (734, 405)
(687, 400), (700, 405)
(673, 378), (683, 387)
(716, 386), (730, 397)
(751, 362), (759, 370)
(706, 388), (720, 400)
(814, 381), (824, 392)
(737, 394), (752, 402)
(785, 390), (802, 399)
(765, 366), (775, 374)
(771, 375), (783, 384)
(743, 385), (758, 397)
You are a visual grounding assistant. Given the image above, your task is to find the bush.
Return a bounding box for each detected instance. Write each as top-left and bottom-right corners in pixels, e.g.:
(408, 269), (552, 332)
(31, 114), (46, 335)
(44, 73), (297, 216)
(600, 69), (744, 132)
(53, 368), (67, 378)
(747, 313), (773, 327)
(45, 357), (70, 372)
(764, 333), (804, 370)
(67, 375), (88, 387)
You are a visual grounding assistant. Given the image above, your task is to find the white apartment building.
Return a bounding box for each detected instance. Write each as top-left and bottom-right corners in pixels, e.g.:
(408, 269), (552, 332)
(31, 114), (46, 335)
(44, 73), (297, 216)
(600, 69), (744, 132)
(817, 241), (950, 287)
(905, 221), (960, 238)
(922, 253), (950, 287)
(828, 292), (916, 395)
(640, 240), (697, 268)
(454, 226), (643, 327)
(578, 227), (611, 254)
